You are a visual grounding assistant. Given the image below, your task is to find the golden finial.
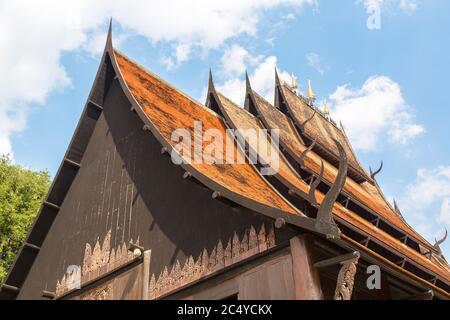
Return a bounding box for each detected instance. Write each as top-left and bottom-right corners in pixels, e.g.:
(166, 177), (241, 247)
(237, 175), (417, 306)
(323, 99), (329, 115)
(290, 73), (298, 91)
(307, 80), (315, 100)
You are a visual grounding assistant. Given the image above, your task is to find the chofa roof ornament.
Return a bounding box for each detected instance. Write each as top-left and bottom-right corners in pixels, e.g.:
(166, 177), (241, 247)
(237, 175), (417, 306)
(290, 73), (298, 93)
(369, 160), (383, 180)
(297, 138), (348, 237)
(298, 110), (316, 134)
(434, 229), (448, 256)
(306, 79), (316, 104)
(323, 99), (330, 117)
(316, 139), (348, 228)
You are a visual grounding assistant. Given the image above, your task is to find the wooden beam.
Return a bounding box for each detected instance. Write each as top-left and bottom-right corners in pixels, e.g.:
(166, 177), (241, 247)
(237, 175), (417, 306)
(64, 158), (81, 169)
(359, 237), (370, 247)
(290, 235), (323, 300)
(160, 147), (169, 155)
(43, 201), (60, 210)
(42, 291), (56, 299)
(128, 242), (144, 254)
(88, 99), (103, 111)
(141, 250), (151, 300)
(212, 191), (221, 199)
(275, 218), (286, 229)
(407, 290), (434, 300)
(24, 242), (40, 252)
(183, 172), (192, 179)
(314, 251), (360, 269)
(371, 217), (380, 227)
(1, 284), (20, 293)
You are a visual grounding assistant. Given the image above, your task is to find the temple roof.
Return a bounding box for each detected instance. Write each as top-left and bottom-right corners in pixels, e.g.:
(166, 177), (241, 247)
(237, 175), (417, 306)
(114, 50), (449, 288)
(278, 82), (370, 183)
(206, 81), (450, 285)
(208, 89), (305, 194)
(115, 51), (301, 217)
(251, 89), (426, 243)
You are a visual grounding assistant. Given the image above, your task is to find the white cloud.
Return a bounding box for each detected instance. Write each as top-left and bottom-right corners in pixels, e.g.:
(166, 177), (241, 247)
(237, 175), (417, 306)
(216, 55), (290, 106)
(0, 0), (316, 157)
(439, 198), (450, 227)
(161, 43), (192, 70)
(283, 13), (296, 20)
(359, 0), (417, 14)
(398, 0), (417, 13)
(222, 45), (251, 77)
(305, 52), (328, 75)
(329, 76), (425, 151)
(396, 166), (450, 254)
(82, 30), (128, 56)
(403, 167), (450, 210)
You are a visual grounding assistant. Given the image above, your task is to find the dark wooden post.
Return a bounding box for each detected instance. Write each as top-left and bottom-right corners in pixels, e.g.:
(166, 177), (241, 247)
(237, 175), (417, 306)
(290, 235), (323, 300)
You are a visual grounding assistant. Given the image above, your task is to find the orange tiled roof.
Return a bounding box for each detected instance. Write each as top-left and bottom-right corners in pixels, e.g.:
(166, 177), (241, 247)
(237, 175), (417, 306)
(215, 90), (450, 283)
(114, 51), (299, 217)
(252, 90), (429, 245)
(214, 91), (304, 191)
(112, 49), (449, 288)
(280, 84), (370, 182)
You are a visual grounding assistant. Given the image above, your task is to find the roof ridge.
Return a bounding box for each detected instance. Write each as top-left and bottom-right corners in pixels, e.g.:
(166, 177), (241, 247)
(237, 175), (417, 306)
(220, 90), (450, 283)
(281, 83), (343, 131)
(113, 49), (219, 118)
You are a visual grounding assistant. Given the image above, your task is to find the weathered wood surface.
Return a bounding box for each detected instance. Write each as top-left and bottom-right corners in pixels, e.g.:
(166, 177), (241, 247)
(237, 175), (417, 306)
(290, 235), (323, 300)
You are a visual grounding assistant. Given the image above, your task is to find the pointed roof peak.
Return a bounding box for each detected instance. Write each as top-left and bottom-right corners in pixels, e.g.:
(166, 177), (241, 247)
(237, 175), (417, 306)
(245, 71), (252, 92)
(106, 17), (113, 50)
(208, 68), (216, 92)
(274, 67), (281, 85)
(205, 68), (220, 111)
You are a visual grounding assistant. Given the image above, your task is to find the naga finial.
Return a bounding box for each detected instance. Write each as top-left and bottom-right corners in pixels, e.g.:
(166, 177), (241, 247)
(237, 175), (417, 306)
(369, 161), (383, 180)
(299, 110), (316, 133)
(316, 139), (348, 225)
(434, 229), (447, 254)
(307, 160), (324, 208)
(299, 140), (316, 168)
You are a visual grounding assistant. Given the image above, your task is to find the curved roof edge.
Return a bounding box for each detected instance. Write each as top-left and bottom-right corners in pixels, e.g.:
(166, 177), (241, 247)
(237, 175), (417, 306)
(271, 77), (434, 250)
(0, 19), (115, 300)
(110, 50), (341, 239)
(245, 85), (450, 288)
(205, 74), (342, 238)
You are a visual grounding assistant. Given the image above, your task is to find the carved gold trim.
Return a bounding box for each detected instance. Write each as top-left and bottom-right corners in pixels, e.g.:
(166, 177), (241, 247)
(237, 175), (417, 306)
(79, 283), (113, 300)
(149, 223), (276, 299)
(55, 230), (140, 297)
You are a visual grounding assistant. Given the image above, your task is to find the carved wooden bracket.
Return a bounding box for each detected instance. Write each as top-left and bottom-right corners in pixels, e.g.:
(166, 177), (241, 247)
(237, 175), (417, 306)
(314, 251), (360, 300)
(334, 254), (360, 300)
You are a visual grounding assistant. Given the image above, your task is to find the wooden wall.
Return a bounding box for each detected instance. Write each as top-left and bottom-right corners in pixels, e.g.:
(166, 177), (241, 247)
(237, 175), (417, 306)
(17, 77), (296, 299)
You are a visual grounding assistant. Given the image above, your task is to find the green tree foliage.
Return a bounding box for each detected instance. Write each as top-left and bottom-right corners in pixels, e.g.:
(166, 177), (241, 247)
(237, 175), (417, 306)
(0, 155), (50, 283)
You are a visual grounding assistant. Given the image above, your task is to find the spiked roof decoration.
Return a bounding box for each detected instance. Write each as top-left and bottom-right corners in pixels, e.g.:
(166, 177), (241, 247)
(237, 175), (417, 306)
(323, 99), (330, 116)
(307, 79), (315, 100)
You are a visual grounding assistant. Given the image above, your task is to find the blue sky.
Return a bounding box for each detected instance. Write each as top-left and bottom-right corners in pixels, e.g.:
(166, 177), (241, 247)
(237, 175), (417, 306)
(1, 0), (449, 257)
